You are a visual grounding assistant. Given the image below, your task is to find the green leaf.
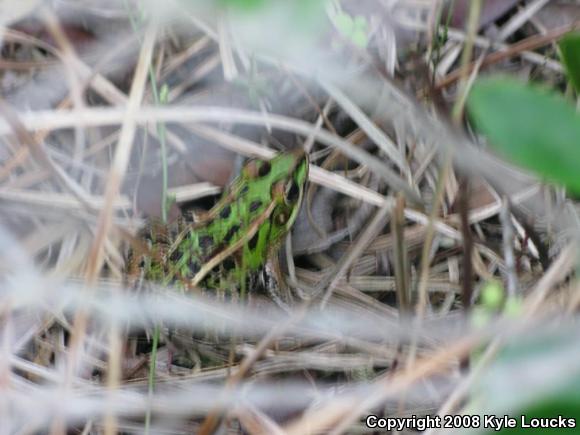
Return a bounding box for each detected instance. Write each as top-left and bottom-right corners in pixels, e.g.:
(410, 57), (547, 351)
(467, 77), (580, 194)
(559, 32), (580, 94)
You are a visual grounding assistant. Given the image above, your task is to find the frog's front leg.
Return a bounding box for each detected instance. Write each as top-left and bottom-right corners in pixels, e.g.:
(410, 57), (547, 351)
(260, 257), (294, 312)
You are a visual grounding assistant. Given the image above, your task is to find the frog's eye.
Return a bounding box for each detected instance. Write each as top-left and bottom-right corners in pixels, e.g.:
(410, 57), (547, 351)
(257, 161), (271, 177)
(245, 159), (271, 178)
(223, 257), (236, 271)
(284, 180), (300, 204)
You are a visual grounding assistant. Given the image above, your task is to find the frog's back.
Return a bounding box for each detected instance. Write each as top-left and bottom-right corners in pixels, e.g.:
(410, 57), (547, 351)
(128, 150), (309, 292)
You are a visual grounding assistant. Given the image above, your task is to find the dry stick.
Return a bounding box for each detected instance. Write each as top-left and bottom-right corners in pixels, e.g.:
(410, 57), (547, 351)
(392, 194), (410, 312)
(458, 177), (473, 311)
(104, 304), (122, 435)
(84, 20), (156, 282)
(41, 7), (86, 174)
(0, 107), (422, 205)
(500, 198), (519, 298)
(435, 20), (580, 90)
(404, 152), (452, 368)
(524, 243), (578, 316)
(495, 0), (552, 42)
(451, 0), (482, 123)
(52, 22), (157, 435)
(319, 81), (406, 170)
(320, 203), (392, 308)
(197, 203), (392, 435)
(234, 403), (286, 435)
(100, 24), (157, 435)
(0, 147), (29, 181)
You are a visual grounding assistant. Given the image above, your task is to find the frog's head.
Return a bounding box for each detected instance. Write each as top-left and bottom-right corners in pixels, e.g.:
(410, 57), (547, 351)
(271, 148), (308, 194)
(242, 149), (309, 244)
(268, 149), (309, 228)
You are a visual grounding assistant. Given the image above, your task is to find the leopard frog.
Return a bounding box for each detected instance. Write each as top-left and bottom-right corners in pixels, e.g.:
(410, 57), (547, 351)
(129, 150), (309, 294)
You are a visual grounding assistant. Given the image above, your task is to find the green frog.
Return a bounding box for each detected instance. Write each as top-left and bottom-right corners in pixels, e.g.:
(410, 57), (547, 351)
(128, 149), (309, 296)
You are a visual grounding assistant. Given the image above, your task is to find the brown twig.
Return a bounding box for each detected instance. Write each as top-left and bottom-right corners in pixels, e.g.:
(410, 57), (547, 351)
(458, 177), (473, 310)
(435, 21), (580, 90)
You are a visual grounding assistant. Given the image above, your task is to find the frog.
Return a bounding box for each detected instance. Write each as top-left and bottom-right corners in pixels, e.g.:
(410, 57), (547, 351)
(127, 149), (309, 297)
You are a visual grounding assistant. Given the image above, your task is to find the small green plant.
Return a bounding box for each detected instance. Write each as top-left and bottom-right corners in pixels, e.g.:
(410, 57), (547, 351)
(471, 280), (522, 330)
(558, 32), (580, 94)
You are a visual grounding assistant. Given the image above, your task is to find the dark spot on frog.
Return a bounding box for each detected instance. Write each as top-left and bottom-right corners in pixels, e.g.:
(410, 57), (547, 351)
(206, 265), (220, 283)
(258, 161), (271, 177)
(224, 224), (241, 242)
(199, 235), (214, 252)
(168, 248), (182, 264)
(182, 212), (196, 223)
(240, 185), (250, 195)
(285, 181), (300, 203)
(219, 205), (231, 219)
(223, 257), (236, 271)
(188, 259), (201, 274)
(248, 232), (259, 250)
(249, 200), (262, 212)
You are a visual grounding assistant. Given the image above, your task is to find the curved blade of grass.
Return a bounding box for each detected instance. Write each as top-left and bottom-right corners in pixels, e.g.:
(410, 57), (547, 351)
(467, 77), (580, 194)
(559, 32), (580, 94)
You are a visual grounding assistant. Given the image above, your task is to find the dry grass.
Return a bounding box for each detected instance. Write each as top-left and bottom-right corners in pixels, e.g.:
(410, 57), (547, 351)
(1, 1), (579, 434)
